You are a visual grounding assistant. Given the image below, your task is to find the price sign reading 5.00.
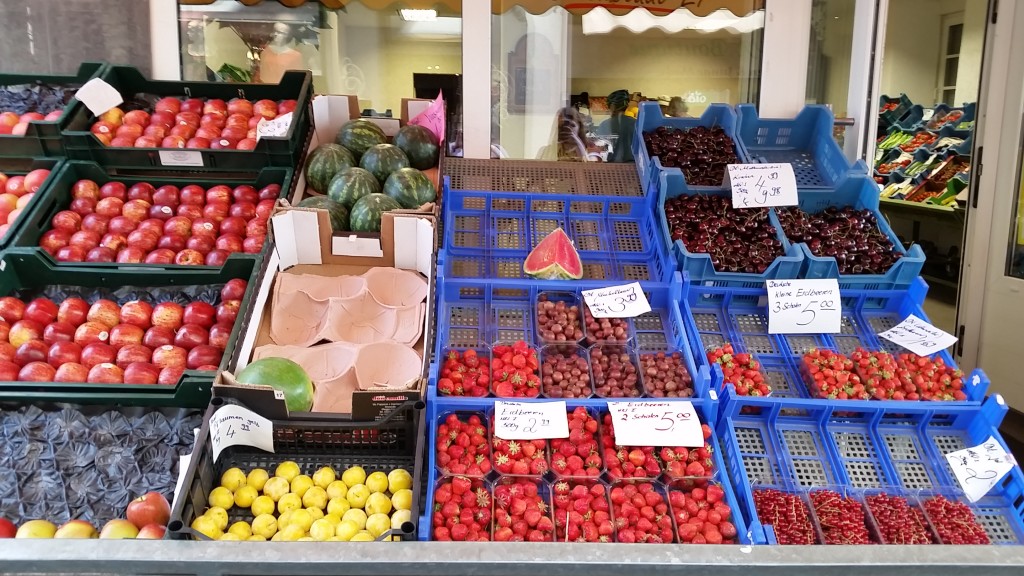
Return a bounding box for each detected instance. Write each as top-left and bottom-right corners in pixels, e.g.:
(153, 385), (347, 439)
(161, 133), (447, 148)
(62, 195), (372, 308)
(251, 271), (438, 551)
(608, 401), (704, 447)
(728, 163), (798, 209)
(766, 278), (842, 334)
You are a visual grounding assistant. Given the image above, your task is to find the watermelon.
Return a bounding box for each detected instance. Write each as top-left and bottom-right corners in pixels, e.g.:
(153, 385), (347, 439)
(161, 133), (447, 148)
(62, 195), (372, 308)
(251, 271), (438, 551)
(524, 227), (583, 280)
(298, 196), (350, 231)
(350, 193), (402, 233)
(393, 124), (440, 170)
(304, 143), (355, 194)
(235, 357), (314, 413)
(327, 167), (380, 209)
(384, 167), (435, 209)
(336, 119), (386, 161)
(359, 144), (410, 184)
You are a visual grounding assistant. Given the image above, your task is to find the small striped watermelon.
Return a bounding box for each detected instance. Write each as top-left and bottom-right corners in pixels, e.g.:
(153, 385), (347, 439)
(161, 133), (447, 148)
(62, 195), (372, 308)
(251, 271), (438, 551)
(359, 144), (409, 184)
(298, 196), (350, 231)
(335, 119), (386, 161)
(327, 167), (381, 209)
(383, 167), (436, 209)
(394, 124), (440, 170)
(304, 143), (355, 194)
(350, 193), (402, 233)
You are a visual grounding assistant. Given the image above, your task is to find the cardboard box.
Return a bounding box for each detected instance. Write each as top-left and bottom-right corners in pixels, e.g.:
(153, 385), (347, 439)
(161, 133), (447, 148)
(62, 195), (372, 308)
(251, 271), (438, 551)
(219, 204), (436, 422)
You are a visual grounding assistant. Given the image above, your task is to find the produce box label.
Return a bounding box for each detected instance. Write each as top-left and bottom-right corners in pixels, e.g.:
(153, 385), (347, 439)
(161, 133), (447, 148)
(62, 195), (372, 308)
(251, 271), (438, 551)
(158, 150), (204, 167)
(607, 401), (704, 447)
(728, 163), (798, 209)
(944, 436), (1017, 502)
(209, 404), (274, 461)
(352, 389), (421, 422)
(494, 401), (569, 440)
(878, 314), (957, 355)
(582, 283), (651, 319)
(766, 279), (841, 334)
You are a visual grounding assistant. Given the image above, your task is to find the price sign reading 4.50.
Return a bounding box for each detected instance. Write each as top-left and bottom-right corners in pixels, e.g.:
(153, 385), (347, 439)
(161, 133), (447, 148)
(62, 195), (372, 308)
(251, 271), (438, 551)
(728, 163), (799, 209)
(607, 401), (704, 447)
(209, 404), (275, 462)
(944, 436), (1018, 502)
(494, 401), (569, 440)
(766, 278), (842, 334)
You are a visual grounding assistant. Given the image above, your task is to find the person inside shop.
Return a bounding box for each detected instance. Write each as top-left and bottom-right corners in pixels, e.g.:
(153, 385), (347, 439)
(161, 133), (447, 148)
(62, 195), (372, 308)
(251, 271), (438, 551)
(537, 106), (598, 162)
(668, 96), (690, 118)
(597, 89), (635, 163)
(259, 22), (305, 84)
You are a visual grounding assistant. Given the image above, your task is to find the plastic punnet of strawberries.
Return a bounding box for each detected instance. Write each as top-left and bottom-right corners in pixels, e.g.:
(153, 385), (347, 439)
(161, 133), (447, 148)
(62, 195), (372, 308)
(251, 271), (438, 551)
(894, 353), (967, 401)
(438, 348), (490, 396)
(491, 340), (541, 398)
(552, 480), (613, 542)
(550, 407), (603, 478)
(849, 347), (902, 400)
(492, 436), (549, 476)
(435, 413), (491, 477)
(600, 413), (715, 480)
(493, 478), (555, 542)
(707, 343), (770, 396)
(801, 348), (866, 400)
(609, 481), (675, 543)
(669, 484), (737, 544)
(431, 476), (492, 541)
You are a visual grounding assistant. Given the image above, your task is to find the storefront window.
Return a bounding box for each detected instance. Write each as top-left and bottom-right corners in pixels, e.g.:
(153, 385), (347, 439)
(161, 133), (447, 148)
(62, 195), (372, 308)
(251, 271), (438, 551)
(490, 4), (765, 162)
(179, 1), (462, 140)
(805, 0), (855, 148)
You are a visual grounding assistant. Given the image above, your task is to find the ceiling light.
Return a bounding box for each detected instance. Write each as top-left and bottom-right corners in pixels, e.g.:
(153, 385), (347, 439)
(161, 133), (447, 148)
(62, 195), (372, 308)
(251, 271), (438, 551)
(400, 9), (437, 22)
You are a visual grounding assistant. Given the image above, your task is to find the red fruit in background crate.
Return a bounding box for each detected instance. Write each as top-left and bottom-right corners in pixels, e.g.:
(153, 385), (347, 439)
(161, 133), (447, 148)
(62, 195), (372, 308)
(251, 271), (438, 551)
(435, 413), (491, 477)
(491, 342), (541, 398)
(0, 297), (26, 323)
(493, 479), (554, 542)
(550, 407), (602, 478)
(921, 495), (989, 544)
(753, 489), (817, 545)
(87, 299), (121, 329)
(802, 348), (865, 400)
(431, 477), (492, 542)
(609, 482), (674, 544)
(669, 484), (736, 544)
(809, 490), (873, 545)
(57, 298), (89, 326)
(707, 343), (771, 397)
(492, 435), (548, 476)
(438, 349), (489, 397)
(552, 481), (612, 542)
(864, 492), (932, 544)
(895, 353), (967, 401)
(19, 361), (56, 382)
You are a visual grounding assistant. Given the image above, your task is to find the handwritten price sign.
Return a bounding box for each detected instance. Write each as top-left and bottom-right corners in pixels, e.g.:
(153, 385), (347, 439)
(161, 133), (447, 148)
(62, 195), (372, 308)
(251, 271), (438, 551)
(256, 112), (293, 143)
(608, 401), (704, 447)
(766, 278), (841, 334)
(581, 283), (651, 318)
(494, 401), (569, 440)
(878, 314), (957, 356)
(209, 404), (275, 461)
(944, 436), (1017, 502)
(728, 163), (798, 209)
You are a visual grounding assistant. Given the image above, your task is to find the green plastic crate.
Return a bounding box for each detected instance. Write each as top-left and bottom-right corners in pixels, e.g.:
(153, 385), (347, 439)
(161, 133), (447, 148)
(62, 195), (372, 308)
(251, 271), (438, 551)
(0, 157), (64, 250)
(0, 62), (107, 158)
(0, 250), (265, 400)
(8, 160), (293, 270)
(61, 66), (312, 171)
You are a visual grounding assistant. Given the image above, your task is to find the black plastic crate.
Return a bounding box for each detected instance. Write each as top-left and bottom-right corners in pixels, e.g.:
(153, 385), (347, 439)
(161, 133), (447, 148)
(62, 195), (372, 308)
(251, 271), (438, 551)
(0, 62), (107, 158)
(61, 66), (312, 171)
(168, 397), (425, 541)
(0, 156), (63, 251)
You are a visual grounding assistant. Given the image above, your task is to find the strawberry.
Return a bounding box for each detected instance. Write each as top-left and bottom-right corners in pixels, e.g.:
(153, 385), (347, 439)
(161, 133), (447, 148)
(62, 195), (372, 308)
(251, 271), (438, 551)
(552, 481), (612, 543)
(894, 352), (968, 401)
(609, 482), (675, 543)
(669, 483), (736, 544)
(491, 341), (541, 398)
(436, 413), (491, 477)
(707, 343), (771, 397)
(801, 348), (866, 400)
(432, 477), (492, 541)
(493, 478), (553, 542)
(550, 407), (603, 478)
(439, 349), (490, 397)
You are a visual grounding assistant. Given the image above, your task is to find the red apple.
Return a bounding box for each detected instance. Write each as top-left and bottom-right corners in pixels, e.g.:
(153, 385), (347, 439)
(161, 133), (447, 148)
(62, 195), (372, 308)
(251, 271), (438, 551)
(278, 100), (298, 115)
(168, 125), (195, 139)
(200, 113), (225, 129)
(208, 322), (233, 349)
(143, 326), (175, 348)
(124, 362), (161, 385)
(243, 235), (265, 254)
(181, 98), (205, 115)
(150, 111), (175, 129)
(81, 213), (110, 235)
(90, 120), (117, 137)
(179, 185), (205, 205)
(119, 301), (153, 329)
(127, 229), (159, 251)
(96, 197), (125, 218)
(228, 99), (253, 116)
(86, 246), (117, 262)
(54, 520), (98, 539)
(109, 323), (145, 347)
(186, 235), (215, 254)
(144, 248), (176, 264)
(69, 197), (97, 216)
(253, 99), (278, 119)
(24, 298), (58, 325)
(228, 203), (256, 222)
(54, 362), (88, 382)
(157, 234), (187, 252)
(9, 319), (44, 348)
(108, 216), (137, 236)
(183, 302), (217, 328)
(225, 114), (249, 130)
(152, 344), (186, 370)
(248, 116), (261, 130)
(155, 97), (182, 115)
(15, 340), (49, 367)
(216, 300), (241, 325)
(215, 234), (244, 253)
(0, 359), (19, 381)
(151, 302), (184, 330)
(185, 137), (210, 149)
(203, 202), (229, 222)
(124, 110), (151, 127)
(0, 321), (8, 342)
(74, 321), (110, 346)
(109, 136), (135, 148)
(99, 233), (127, 253)
(43, 321), (76, 345)
(23, 169), (50, 193)
(194, 126), (221, 141)
(153, 185), (180, 207)
(177, 111), (203, 127)
(236, 138), (258, 151)
(0, 297), (26, 322)
(149, 204), (176, 221)
(40, 229), (71, 255)
(116, 344), (153, 368)
(174, 323), (209, 350)
(87, 299), (121, 329)
(177, 204), (203, 220)
(123, 199), (152, 221)
(204, 250), (229, 266)
(255, 199), (275, 220)
(48, 341), (83, 366)
(134, 135), (160, 148)
(87, 362), (123, 384)
(139, 218), (166, 236)
(258, 185), (281, 201)
(187, 345), (222, 370)
(100, 181), (127, 200)
(144, 125), (168, 140)
(126, 492), (171, 529)
(175, 249), (205, 266)
(72, 179), (101, 201)
(210, 138), (237, 150)
(156, 366), (184, 385)
(220, 215), (249, 237)
(220, 127), (247, 142)
(69, 230), (101, 251)
(127, 183), (156, 202)
(5, 176), (26, 197)
(0, 342), (13, 363)
(191, 218), (217, 238)
(206, 185), (232, 205)
(116, 246), (146, 263)
(58, 297), (89, 325)
(56, 245), (87, 262)
(161, 135), (186, 148)
(51, 210), (83, 233)
(81, 342), (117, 368)
(116, 124), (144, 141)
(19, 361), (56, 382)
(163, 216), (192, 236)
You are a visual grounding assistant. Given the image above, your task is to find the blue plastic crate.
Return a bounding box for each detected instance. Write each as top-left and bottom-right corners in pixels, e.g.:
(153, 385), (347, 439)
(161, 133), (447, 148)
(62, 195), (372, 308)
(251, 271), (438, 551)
(878, 94), (914, 128)
(656, 170), (804, 289)
(438, 246), (674, 286)
(773, 175), (927, 290)
(718, 390), (1024, 545)
(736, 104), (864, 189)
(893, 104), (926, 131)
(419, 389), (756, 543)
(432, 275), (711, 401)
(681, 276), (988, 402)
(633, 102), (748, 193)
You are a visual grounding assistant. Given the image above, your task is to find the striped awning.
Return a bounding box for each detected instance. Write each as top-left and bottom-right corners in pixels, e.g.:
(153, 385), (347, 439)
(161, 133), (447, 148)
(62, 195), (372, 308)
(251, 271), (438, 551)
(178, 0), (764, 17)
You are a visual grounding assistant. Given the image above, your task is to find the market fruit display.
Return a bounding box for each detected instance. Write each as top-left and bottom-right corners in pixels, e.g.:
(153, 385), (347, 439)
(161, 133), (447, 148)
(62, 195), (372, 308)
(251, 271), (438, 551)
(335, 119), (387, 161)
(327, 167), (380, 209)
(492, 478), (554, 542)
(297, 196), (349, 232)
(87, 97), (298, 150)
(434, 413), (491, 476)
(359, 144), (410, 185)
(609, 481), (675, 543)
(799, 348), (966, 401)
(491, 341), (541, 398)
(437, 349), (489, 397)
(670, 484), (736, 544)
(642, 126), (740, 186)
(492, 437), (548, 476)
(349, 193), (402, 233)
(552, 481), (611, 542)
(523, 227), (583, 280)
(663, 194), (783, 274)
(707, 344), (770, 397)
(393, 124), (440, 170)
(863, 492), (932, 544)
(383, 167), (435, 209)
(189, 463), (414, 541)
(37, 177), (279, 265)
(0, 168), (52, 238)
(0, 279), (246, 384)
(304, 143), (355, 194)
(540, 346), (591, 398)
(590, 345), (640, 398)
(0, 403), (199, 533)
(535, 294), (583, 343)
(430, 476), (491, 541)
(234, 357), (314, 412)
(775, 206), (901, 275)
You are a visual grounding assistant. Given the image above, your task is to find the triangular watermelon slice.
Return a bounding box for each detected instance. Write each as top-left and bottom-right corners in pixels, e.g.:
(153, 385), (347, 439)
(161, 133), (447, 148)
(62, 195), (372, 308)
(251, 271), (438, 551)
(524, 227), (583, 280)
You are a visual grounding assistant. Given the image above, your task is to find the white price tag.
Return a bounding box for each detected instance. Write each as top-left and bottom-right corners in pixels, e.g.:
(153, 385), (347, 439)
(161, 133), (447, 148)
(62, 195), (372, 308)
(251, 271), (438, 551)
(256, 112), (293, 143)
(878, 314), (957, 356)
(209, 404), (274, 462)
(944, 436), (1017, 503)
(728, 163), (799, 209)
(76, 78), (123, 116)
(159, 150), (204, 167)
(766, 278), (841, 334)
(608, 401), (704, 447)
(494, 401), (569, 440)
(581, 283), (651, 318)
